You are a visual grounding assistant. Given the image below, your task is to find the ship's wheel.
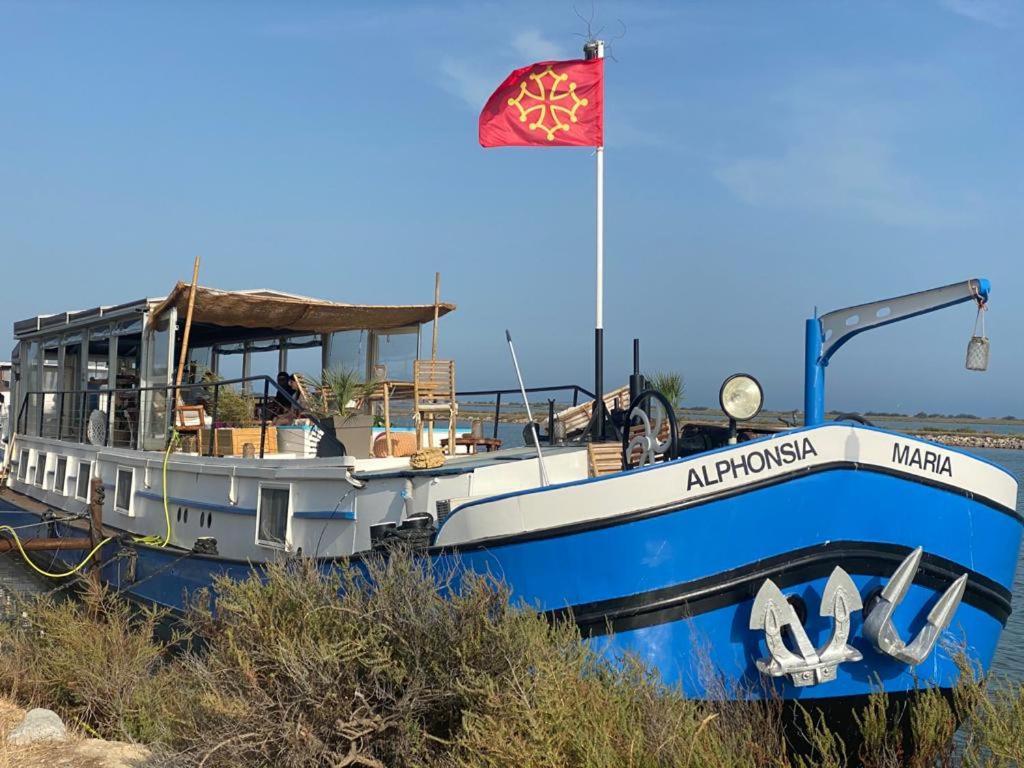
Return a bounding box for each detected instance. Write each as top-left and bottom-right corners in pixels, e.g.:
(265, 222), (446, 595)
(622, 389), (678, 469)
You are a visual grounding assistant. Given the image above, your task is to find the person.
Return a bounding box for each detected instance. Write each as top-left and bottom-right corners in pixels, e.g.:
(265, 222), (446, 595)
(270, 371), (301, 422)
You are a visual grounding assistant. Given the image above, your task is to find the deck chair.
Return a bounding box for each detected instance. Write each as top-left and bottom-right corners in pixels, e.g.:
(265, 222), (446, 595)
(413, 359), (458, 454)
(175, 404), (207, 454)
(587, 441), (624, 477)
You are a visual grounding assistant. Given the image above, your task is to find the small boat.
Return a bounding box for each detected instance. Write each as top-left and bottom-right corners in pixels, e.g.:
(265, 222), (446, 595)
(0, 277), (1017, 740)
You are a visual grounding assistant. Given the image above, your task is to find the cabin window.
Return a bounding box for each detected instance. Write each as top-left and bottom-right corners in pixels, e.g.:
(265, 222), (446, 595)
(17, 449), (29, 481)
(115, 467), (134, 515)
(257, 484), (289, 548)
(371, 327), (418, 383)
(35, 453), (47, 487)
(141, 312), (174, 451)
(76, 461), (92, 501)
(55, 456), (68, 495)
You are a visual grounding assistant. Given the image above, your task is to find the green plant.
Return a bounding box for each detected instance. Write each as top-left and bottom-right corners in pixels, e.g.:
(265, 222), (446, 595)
(647, 371), (685, 408)
(304, 367), (376, 421)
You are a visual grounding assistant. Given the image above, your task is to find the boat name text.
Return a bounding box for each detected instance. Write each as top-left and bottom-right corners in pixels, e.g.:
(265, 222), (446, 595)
(686, 437), (818, 491)
(891, 442), (952, 478)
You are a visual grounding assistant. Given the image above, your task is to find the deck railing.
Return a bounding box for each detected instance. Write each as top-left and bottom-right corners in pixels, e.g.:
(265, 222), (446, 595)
(15, 378), (599, 455)
(15, 375), (310, 459)
(455, 384), (595, 442)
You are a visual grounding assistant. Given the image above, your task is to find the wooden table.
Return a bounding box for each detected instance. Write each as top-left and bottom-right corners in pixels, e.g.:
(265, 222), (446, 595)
(441, 436), (503, 454)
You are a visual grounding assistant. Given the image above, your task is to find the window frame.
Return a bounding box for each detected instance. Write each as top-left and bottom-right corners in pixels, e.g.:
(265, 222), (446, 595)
(256, 482), (291, 549)
(114, 466), (134, 516)
(17, 449), (29, 482)
(34, 452), (47, 487)
(54, 455), (68, 495)
(75, 460), (92, 502)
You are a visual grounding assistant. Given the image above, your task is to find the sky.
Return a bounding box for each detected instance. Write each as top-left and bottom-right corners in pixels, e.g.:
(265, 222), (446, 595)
(1, 0), (1021, 416)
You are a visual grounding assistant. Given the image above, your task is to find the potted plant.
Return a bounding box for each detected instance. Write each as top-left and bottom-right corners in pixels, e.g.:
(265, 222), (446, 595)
(305, 368), (377, 458)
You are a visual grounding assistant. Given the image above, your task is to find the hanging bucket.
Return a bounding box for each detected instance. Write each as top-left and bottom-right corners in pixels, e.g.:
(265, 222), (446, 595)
(965, 303), (989, 371)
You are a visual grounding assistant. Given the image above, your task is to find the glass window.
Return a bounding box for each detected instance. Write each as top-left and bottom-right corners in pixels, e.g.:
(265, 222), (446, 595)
(141, 313), (173, 451)
(328, 330), (369, 377)
(17, 449), (28, 481)
(372, 328), (418, 383)
(76, 461), (91, 501)
(115, 467), (133, 514)
(35, 453), (46, 486)
(55, 456), (67, 494)
(257, 485), (289, 547)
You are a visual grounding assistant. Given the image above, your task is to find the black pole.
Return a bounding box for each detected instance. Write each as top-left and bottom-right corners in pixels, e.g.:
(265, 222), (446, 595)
(492, 393), (501, 441)
(259, 378), (268, 458)
(592, 328), (604, 440)
(208, 381), (220, 457)
(629, 337), (644, 405)
(547, 398), (556, 444)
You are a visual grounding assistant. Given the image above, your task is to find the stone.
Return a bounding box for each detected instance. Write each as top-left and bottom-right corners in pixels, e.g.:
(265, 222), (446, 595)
(7, 707), (67, 744)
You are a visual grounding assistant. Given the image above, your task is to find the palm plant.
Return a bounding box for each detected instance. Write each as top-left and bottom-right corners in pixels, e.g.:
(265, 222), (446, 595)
(646, 371), (685, 408)
(304, 368), (376, 421)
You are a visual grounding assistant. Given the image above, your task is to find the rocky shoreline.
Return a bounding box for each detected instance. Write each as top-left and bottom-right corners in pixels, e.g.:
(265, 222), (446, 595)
(915, 432), (1024, 451)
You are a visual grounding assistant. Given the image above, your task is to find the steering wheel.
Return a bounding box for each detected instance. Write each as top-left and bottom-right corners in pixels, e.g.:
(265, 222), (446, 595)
(622, 389), (679, 469)
(832, 412), (875, 427)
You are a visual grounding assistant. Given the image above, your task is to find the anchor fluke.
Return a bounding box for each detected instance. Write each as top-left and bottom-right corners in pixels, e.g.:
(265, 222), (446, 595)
(750, 567), (863, 687)
(863, 547), (968, 666)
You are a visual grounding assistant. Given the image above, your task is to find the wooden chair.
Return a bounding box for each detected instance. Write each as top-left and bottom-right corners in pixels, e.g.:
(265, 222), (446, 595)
(413, 359), (458, 454)
(175, 404), (207, 454)
(587, 441), (623, 477)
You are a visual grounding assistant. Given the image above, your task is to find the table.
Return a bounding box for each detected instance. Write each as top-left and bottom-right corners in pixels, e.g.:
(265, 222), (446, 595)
(441, 436), (503, 454)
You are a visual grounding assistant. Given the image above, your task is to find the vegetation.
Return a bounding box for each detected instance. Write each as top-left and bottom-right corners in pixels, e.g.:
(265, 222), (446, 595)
(202, 376), (256, 427)
(302, 367), (376, 421)
(0, 556), (1022, 767)
(646, 371), (685, 408)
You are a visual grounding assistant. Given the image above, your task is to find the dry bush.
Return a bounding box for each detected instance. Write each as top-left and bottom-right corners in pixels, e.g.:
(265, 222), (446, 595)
(0, 583), (179, 744)
(1, 554), (1023, 768)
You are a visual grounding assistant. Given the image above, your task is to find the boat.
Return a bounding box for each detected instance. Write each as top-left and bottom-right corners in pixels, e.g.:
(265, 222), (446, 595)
(0, 272), (1017, 739)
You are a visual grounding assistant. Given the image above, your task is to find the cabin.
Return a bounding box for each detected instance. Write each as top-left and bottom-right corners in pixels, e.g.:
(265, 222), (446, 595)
(5, 284), (454, 458)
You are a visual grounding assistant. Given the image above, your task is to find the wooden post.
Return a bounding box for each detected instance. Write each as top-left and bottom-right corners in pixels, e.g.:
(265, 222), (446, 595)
(174, 256), (202, 401)
(87, 476), (105, 587)
(431, 272), (441, 359)
(429, 272), (441, 445)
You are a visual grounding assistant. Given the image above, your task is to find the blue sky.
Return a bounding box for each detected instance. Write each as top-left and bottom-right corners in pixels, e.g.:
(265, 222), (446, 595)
(1, 0), (1021, 415)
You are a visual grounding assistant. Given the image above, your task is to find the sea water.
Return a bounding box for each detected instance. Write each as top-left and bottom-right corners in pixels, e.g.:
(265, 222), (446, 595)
(978, 448), (1024, 681)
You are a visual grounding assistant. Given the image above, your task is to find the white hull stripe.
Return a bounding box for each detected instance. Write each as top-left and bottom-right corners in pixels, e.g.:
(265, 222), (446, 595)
(435, 425), (1019, 547)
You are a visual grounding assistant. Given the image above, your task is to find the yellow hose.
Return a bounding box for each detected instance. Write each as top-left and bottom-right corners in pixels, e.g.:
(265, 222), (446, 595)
(0, 524), (111, 579)
(132, 429), (178, 548)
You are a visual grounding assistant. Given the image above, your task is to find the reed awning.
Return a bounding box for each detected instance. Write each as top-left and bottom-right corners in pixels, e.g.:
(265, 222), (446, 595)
(150, 284), (455, 334)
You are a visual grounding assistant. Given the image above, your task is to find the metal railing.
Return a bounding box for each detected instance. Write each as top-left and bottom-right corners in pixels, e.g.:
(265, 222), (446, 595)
(15, 375), (316, 459)
(455, 384), (595, 441)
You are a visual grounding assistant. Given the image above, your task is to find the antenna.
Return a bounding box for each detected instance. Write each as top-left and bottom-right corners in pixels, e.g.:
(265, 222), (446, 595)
(505, 330), (550, 486)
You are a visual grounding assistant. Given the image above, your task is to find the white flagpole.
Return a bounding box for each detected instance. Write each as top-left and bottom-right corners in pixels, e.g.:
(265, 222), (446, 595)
(585, 39), (606, 439)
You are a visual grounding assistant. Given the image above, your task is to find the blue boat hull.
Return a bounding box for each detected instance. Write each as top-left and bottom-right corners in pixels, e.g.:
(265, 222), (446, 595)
(3, 459), (1019, 707)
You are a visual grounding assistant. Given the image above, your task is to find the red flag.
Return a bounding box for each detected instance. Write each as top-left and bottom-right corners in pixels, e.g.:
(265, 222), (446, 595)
(479, 58), (603, 147)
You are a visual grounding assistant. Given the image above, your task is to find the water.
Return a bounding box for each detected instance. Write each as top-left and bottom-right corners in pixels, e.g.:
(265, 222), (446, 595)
(976, 448), (1024, 681)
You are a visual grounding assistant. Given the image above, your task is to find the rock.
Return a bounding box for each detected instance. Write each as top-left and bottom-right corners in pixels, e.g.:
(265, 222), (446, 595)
(7, 707), (67, 744)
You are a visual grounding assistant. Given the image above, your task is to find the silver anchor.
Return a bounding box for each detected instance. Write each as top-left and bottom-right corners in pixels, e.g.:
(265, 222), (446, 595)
(862, 546), (968, 666)
(749, 566), (863, 687)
